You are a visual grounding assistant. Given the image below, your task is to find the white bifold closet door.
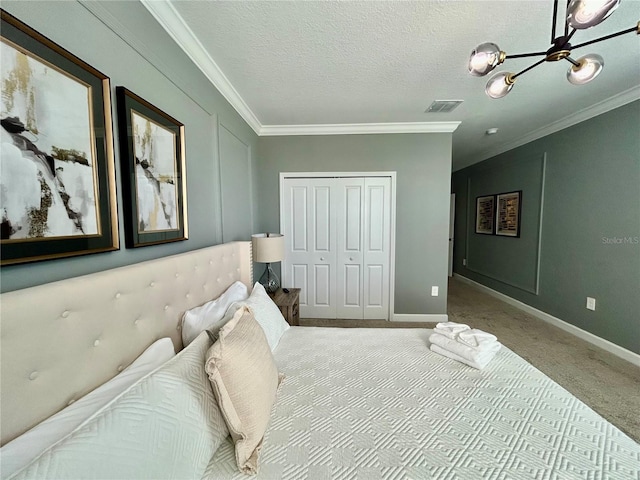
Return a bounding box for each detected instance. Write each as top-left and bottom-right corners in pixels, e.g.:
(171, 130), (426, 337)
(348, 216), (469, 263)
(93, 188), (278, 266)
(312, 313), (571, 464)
(282, 176), (391, 320)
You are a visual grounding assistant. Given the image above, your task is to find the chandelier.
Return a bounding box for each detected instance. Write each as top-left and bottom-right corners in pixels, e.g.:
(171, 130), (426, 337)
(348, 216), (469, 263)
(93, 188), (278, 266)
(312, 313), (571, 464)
(468, 0), (639, 98)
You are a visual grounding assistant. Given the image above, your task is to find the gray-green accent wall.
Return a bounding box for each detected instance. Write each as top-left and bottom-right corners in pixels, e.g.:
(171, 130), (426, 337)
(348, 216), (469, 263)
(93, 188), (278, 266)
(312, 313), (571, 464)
(257, 133), (453, 316)
(1, 1), (258, 292)
(452, 101), (640, 354)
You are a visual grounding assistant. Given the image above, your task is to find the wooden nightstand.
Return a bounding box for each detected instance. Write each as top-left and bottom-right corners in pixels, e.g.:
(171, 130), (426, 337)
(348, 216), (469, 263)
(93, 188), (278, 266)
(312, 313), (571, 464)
(269, 288), (300, 326)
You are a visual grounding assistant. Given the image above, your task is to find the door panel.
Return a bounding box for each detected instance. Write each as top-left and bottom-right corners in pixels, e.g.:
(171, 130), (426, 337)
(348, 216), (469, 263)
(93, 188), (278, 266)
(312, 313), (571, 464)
(366, 264), (384, 306)
(282, 178), (336, 318)
(314, 186), (331, 252)
(363, 177), (391, 319)
(282, 176), (391, 320)
(291, 186), (307, 251)
(344, 264), (361, 306)
(292, 264), (308, 305)
(314, 264), (331, 305)
(336, 179), (364, 318)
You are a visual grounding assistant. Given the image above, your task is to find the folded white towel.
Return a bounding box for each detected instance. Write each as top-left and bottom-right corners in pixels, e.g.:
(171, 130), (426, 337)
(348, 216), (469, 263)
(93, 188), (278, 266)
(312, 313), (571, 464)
(429, 332), (501, 364)
(457, 328), (497, 348)
(430, 344), (498, 370)
(433, 322), (470, 339)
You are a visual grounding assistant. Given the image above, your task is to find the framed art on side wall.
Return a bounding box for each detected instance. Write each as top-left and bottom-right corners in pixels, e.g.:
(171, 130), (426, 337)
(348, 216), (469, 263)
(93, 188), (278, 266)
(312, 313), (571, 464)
(116, 87), (188, 248)
(496, 191), (522, 237)
(475, 195), (495, 235)
(0, 10), (119, 265)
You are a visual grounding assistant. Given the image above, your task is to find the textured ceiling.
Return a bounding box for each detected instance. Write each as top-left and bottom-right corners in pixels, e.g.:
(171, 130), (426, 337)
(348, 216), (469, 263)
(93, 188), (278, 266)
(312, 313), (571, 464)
(148, 0), (640, 170)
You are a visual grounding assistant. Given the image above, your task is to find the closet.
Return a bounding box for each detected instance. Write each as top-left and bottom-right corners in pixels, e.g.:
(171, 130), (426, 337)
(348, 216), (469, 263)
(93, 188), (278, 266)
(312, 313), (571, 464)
(280, 174), (394, 320)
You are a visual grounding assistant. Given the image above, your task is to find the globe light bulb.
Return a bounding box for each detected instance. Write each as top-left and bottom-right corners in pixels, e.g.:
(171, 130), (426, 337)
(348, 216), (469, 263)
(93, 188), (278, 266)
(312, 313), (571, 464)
(485, 72), (515, 98)
(567, 54), (604, 84)
(469, 43), (504, 77)
(567, 0), (621, 29)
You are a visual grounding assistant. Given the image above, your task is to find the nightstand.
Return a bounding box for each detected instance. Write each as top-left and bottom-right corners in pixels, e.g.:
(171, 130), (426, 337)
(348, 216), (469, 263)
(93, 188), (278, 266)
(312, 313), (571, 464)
(269, 288), (300, 326)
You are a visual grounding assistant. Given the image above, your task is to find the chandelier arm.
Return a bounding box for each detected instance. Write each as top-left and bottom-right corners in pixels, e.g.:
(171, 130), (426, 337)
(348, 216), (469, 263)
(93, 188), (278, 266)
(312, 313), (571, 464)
(562, 28), (577, 46)
(571, 25), (639, 50)
(551, 0), (559, 43)
(564, 56), (581, 67)
(512, 57), (548, 80)
(505, 51), (548, 59)
(564, 0), (571, 36)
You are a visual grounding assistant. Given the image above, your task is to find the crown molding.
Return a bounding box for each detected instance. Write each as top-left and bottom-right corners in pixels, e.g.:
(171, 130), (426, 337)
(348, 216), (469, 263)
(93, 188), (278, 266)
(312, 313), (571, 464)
(140, 0), (262, 134)
(456, 85), (640, 170)
(127, 1), (462, 139)
(259, 122), (461, 136)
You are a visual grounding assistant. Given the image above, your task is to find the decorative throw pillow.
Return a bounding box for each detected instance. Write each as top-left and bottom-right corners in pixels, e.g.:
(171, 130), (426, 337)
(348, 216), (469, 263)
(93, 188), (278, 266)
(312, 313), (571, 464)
(205, 305), (283, 474)
(221, 282), (290, 351)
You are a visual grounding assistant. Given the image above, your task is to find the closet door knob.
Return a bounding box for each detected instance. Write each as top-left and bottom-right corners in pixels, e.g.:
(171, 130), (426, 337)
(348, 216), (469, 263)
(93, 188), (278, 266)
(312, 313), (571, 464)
(320, 257), (325, 261)
(349, 257), (354, 261)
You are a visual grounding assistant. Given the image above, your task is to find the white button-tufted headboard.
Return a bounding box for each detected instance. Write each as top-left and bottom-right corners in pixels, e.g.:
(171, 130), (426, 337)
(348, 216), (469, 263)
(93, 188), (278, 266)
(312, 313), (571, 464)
(0, 241), (252, 445)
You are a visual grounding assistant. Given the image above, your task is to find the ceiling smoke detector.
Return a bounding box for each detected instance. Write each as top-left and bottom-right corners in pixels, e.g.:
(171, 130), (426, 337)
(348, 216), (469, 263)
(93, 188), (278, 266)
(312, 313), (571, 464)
(425, 100), (463, 113)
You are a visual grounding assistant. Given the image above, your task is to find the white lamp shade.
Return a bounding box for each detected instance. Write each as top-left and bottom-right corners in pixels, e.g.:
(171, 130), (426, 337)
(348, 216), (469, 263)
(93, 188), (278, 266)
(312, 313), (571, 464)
(567, 54), (604, 84)
(251, 233), (284, 263)
(567, 0), (621, 29)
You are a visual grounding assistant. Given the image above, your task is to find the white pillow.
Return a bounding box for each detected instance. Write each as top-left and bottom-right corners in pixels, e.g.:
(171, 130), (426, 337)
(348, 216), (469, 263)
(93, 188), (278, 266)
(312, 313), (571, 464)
(181, 281), (250, 347)
(10, 333), (226, 480)
(0, 338), (176, 478)
(222, 282), (290, 351)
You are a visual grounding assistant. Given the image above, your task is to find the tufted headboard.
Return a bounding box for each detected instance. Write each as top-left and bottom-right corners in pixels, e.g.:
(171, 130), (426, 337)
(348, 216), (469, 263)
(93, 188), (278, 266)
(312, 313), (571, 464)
(0, 241), (252, 445)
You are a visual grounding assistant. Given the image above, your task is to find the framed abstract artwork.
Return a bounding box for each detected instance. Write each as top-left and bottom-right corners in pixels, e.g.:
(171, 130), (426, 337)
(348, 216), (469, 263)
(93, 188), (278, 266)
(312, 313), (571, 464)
(475, 194), (495, 235)
(115, 87), (188, 248)
(496, 190), (522, 237)
(0, 10), (119, 265)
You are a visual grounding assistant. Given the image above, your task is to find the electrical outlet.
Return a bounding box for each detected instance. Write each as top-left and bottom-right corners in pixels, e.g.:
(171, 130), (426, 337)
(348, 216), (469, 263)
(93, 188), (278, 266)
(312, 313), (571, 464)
(431, 286), (439, 296)
(463, 259), (467, 266)
(586, 297), (596, 311)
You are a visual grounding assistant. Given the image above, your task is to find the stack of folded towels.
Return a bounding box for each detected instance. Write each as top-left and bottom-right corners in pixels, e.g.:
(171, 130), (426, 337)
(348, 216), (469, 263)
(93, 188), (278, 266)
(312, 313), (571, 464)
(429, 322), (501, 370)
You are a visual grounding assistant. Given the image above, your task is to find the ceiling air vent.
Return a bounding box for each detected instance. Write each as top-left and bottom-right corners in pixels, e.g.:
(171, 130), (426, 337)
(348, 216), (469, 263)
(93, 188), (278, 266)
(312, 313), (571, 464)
(425, 100), (463, 113)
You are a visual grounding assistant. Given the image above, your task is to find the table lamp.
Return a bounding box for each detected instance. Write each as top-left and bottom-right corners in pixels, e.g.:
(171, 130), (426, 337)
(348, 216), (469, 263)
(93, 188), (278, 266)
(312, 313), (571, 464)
(251, 233), (284, 293)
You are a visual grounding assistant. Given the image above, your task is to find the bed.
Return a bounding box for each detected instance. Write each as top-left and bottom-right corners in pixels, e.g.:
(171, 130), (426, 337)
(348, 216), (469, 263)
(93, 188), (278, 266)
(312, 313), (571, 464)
(1, 241), (638, 479)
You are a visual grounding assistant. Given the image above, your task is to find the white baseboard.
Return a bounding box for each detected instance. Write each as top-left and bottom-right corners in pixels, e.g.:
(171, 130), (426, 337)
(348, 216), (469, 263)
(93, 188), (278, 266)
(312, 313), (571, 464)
(392, 313), (448, 323)
(453, 274), (640, 367)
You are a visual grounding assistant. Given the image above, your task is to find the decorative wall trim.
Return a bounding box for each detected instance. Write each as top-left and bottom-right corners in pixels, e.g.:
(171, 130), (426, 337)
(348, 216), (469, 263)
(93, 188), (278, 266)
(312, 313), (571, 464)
(454, 274), (640, 367)
(456, 86), (640, 170)
(81, 2), (213, 116)
(260, 122), (461, 136)
(140, 0), (262, 133)
(533, 153), (547, 295)
(392, 314), (448, 323)
(463, 154), (546, 295)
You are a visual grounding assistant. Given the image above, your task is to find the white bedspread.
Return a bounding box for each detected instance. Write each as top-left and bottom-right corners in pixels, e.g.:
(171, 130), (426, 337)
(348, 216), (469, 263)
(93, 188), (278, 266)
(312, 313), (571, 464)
(203, 327), (640, 480)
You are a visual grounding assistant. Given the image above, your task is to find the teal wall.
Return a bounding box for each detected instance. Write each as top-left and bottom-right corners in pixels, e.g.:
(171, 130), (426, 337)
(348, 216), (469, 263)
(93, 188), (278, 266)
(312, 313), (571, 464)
(257, 133), (453, 315)
(452, 101), (640, 354)
(1, 1), (258, 292)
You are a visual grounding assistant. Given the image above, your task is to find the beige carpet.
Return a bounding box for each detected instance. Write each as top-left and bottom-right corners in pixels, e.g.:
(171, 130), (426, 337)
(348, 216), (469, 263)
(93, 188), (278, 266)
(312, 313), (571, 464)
(300, 276), (640, 443)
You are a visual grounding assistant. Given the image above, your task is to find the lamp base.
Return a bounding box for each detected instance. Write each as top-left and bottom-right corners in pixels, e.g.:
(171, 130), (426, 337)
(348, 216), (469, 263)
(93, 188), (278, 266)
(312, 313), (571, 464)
(258, 263), (280, 294)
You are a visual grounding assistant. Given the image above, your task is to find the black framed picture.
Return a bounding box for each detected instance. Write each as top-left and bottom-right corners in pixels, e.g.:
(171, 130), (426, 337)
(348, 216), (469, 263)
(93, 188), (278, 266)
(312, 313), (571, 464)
(0, 10), (119, 265)
(475, 194), (495, 235)
(496, 190), (522, 237)
(115, 86), (188, 248)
